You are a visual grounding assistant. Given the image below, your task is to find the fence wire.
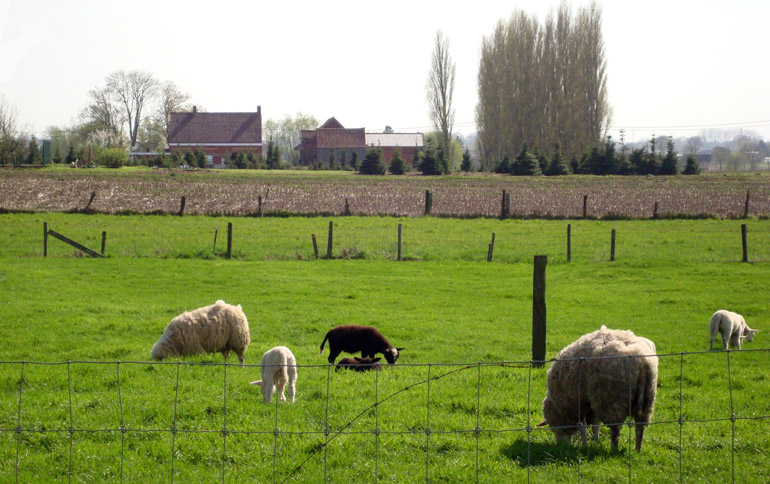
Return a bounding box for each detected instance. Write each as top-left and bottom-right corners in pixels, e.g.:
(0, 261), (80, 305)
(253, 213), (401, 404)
(1, 349), (769, 483)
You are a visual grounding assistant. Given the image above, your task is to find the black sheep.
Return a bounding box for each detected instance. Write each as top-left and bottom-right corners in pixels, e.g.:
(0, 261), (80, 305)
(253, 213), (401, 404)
(319, 325), (404, 364)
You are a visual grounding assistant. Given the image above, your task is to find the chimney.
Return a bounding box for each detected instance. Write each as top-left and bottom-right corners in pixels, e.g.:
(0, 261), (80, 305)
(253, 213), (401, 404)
(257, 105), (261, 116)
(192, 105), (197, 114)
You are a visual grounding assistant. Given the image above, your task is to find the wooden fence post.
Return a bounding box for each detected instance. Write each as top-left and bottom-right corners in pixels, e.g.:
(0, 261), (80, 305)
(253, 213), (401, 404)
(344, 198), (351, 216)
(487, 232), (496, 262)
(744, 190), (750, 219)
(742, 224), (748, 263)
(101, 231), (107, 256)
(258, 195), (263, 217)
(43, 222), (48, 257)
(178, 196), (186, 216)
(500, 190), (508, 219)
(213, 229), (219, 253)
(611, 229), (616, 262)
(583, 194), (588, 219)
(567, 224), (571, 262)
(227, 222), (233, 259)
(653, 202), (659, 220)
(532, 255), (547, 367)
(85, 191), (96, 211)
(327, 221), (333, 259)
(424, 190), (432, 215)
(312, 234), (319, 259)
(397, 224), (402, 261)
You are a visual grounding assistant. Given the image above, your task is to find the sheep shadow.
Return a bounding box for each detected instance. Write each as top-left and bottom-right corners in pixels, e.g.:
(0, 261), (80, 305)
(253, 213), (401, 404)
(501, 439), (616, 467)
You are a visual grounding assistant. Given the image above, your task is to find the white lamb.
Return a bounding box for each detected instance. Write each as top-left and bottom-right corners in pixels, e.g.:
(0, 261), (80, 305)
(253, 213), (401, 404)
(151, 300), (250, 365)
(250, 346), (297, 403)
(709, 310), (758, 350)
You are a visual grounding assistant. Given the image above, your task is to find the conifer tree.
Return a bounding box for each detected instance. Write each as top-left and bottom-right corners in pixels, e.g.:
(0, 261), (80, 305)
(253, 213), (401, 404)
(460, 148), (472, 172)
(683, 154), (701, 175)
(389, 148), (406, 175)
(660, 137), (679, 175)
(359, 146), (386, 175)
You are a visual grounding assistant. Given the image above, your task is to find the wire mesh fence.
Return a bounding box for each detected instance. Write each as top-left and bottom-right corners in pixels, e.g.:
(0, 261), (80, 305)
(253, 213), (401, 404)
(1, 348), (768, 483)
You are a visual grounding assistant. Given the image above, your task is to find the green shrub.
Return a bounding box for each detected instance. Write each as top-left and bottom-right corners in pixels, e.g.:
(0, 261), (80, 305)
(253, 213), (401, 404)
(95, 147), (128, 168)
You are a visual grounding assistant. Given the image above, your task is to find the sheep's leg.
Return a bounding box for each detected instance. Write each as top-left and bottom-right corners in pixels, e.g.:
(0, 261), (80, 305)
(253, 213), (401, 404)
(327, 348), (342, 364)
(635, 422), (646, 452)
(579, 420), (588, 446)
(237, 353), (245, 367)
(609, 425), (621, 452)
(592, 422), (600, 442)
(263, 383), (274, 403)
(709, 334), (715, 351)
(288, 378), (296, 403)
(222, 349), (230, 360)
(722, 333), (729, 350)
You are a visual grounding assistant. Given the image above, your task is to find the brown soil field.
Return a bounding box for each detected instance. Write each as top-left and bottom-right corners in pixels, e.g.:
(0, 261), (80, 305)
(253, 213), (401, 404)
(1, 168), (768, 219)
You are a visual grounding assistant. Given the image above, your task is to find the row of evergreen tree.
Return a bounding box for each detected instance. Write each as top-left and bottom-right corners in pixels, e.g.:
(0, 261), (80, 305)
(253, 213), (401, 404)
(493, 136), (701, 176)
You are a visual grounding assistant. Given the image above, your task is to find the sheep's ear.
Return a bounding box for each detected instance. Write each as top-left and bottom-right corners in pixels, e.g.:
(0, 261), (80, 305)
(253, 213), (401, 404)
(353, 357), (363, 363)
(396, 347), (405, 352)
(250, 380), (262, 386)
(537, 420), (548, 427)
(372, 358), (381, 363)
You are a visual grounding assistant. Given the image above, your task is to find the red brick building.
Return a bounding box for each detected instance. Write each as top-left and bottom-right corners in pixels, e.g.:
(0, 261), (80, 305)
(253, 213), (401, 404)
(168, 106), (262, 167)
(297, 117), (366, 166)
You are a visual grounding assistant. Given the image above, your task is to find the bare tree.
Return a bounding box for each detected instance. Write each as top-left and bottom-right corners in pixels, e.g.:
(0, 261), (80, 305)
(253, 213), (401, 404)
(84, 86), (123, 135)
(0, 95), (27, 167)
(427, 30), (456, 156)
(264, 113), (320, 165)
(156, 81), (191, 145)
(685, 136), (704, 155)
(105, 70), (159, 149)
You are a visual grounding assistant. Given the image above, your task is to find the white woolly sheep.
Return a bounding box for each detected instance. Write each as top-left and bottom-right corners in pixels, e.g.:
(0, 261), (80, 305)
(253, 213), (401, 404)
(709, 310), (758, 350)
(250, 346), (297, 403)
(540, 326), (658, 452)
(151, 300), (250, 365)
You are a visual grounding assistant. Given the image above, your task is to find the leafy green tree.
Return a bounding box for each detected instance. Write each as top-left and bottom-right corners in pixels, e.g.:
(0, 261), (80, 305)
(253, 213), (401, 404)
(683, 154), (701, 175)
(359, 146), (386, 175)
(460, 148), (472, 172)
(411, 149), (421, 170)
(350, 150), (360, 171)
(340, 150), (347, 170)
(389, 148), (406, 175)
(183, 151), (195, 166)
(660, 137), (679, 175)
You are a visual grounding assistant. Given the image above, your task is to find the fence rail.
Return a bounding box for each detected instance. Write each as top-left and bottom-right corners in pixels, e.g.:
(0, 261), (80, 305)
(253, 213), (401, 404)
(2, 348), (768, 483)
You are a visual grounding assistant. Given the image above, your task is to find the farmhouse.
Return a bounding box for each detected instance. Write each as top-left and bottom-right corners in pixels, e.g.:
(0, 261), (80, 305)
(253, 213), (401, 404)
(168, 106), (263, 167)
(297, 117), (424, 167)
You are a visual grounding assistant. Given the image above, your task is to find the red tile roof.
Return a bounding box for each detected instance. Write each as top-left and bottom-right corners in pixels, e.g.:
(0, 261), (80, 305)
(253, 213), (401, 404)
(320, 117), (345, 129)
(169, 111), (262, 145)
(316, 128), (365, 148)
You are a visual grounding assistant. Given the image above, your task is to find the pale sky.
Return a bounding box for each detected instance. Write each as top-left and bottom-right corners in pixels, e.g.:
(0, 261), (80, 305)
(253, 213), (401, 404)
(1, 0), (769, 143)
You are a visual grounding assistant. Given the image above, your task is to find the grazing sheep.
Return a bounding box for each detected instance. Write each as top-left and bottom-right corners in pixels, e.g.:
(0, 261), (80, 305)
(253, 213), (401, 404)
(151, 300), (250, 365)
(319, 324), (404, 365)
(539, 326), (658, 452)
(335, 357), (383, 372)
(250, 346), (297, 403)
(709, 310), (758, 350)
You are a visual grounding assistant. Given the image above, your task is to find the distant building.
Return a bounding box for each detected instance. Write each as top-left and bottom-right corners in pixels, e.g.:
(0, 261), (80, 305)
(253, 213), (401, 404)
(297, 117), (366, 166)
(364, 133), (424, 166)
(168, 106), (263, 167)
(297, 117), (424, 167)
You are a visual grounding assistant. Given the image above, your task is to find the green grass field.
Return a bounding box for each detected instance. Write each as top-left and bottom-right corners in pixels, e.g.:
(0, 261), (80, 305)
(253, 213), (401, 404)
(1, 214), (769, 482)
